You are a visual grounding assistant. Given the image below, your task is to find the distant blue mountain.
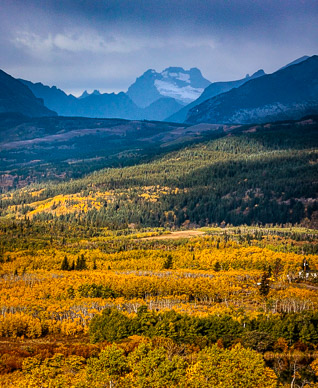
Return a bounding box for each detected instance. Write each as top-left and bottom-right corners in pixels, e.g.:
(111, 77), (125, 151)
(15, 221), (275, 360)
(186, 55), (318, 124)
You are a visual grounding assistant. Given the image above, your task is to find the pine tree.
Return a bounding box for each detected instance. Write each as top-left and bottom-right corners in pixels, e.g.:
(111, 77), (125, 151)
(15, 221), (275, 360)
(76, 254), (87, 270)
(214, 261), (221, 272)
(259, 271), (270, 297)
(61, 255), (69, 271)
(163, 254), (173, 269)
(81, 254), (87, 270)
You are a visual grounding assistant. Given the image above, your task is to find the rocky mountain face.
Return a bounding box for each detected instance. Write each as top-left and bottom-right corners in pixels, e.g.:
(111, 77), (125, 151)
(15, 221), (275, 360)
(0, 70), (56, 117)
(167, 70), (265, 123)
(186, 55), (318, 124)
(127, 67), (211, 108)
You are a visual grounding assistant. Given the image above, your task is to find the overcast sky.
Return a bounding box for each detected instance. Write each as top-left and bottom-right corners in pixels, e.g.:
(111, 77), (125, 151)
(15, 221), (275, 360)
(1, 0), (317, 95)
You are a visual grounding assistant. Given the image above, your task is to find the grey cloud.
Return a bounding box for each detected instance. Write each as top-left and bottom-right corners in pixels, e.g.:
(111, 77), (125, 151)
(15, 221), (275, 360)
(0, 0), (317, 94)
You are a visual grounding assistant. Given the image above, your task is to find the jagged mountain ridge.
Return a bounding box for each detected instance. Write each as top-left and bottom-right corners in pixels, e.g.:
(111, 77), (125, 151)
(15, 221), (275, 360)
(186, 55), (318, 124)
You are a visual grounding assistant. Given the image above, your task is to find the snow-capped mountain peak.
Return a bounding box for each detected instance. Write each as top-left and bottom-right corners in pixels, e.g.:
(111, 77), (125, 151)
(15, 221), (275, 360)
(126, 67), (211, 108)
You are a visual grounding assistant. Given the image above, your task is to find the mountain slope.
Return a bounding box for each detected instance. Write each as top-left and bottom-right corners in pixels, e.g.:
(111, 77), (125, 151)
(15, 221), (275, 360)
(0, 70), (56, 117)
(127, 67), (210, 108)
(279, 55), (310, 70)
(187, 55), (318, 124)
(167, 70), (265, 123)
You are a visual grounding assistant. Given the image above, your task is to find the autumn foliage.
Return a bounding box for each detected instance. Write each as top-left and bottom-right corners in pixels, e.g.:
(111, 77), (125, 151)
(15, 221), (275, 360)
(0, 221), (317, 386)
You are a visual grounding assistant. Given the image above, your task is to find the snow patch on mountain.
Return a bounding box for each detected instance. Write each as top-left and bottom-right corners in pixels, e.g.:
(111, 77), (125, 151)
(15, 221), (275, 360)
(154, 80), (203, 105)
(176, 73), (191, 83)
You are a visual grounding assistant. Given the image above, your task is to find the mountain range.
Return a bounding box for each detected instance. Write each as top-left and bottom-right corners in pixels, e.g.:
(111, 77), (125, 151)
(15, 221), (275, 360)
(0, 55), (317, 124)
(20, 67), (210, 121)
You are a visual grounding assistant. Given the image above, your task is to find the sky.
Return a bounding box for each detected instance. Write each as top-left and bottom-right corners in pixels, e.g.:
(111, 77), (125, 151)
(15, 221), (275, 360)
(1, 0), (317, 96)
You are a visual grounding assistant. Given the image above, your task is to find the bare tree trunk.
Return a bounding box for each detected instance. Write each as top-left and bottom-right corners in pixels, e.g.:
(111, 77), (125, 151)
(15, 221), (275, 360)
(291, 360), (297, 388)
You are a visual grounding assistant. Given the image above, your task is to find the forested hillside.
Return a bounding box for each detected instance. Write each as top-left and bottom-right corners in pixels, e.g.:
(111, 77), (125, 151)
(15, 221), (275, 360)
(1, 116), (317, 227)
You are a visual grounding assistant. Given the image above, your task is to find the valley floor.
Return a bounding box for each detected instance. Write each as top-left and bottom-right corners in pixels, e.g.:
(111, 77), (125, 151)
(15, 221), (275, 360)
(0, 224), (317, 386)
